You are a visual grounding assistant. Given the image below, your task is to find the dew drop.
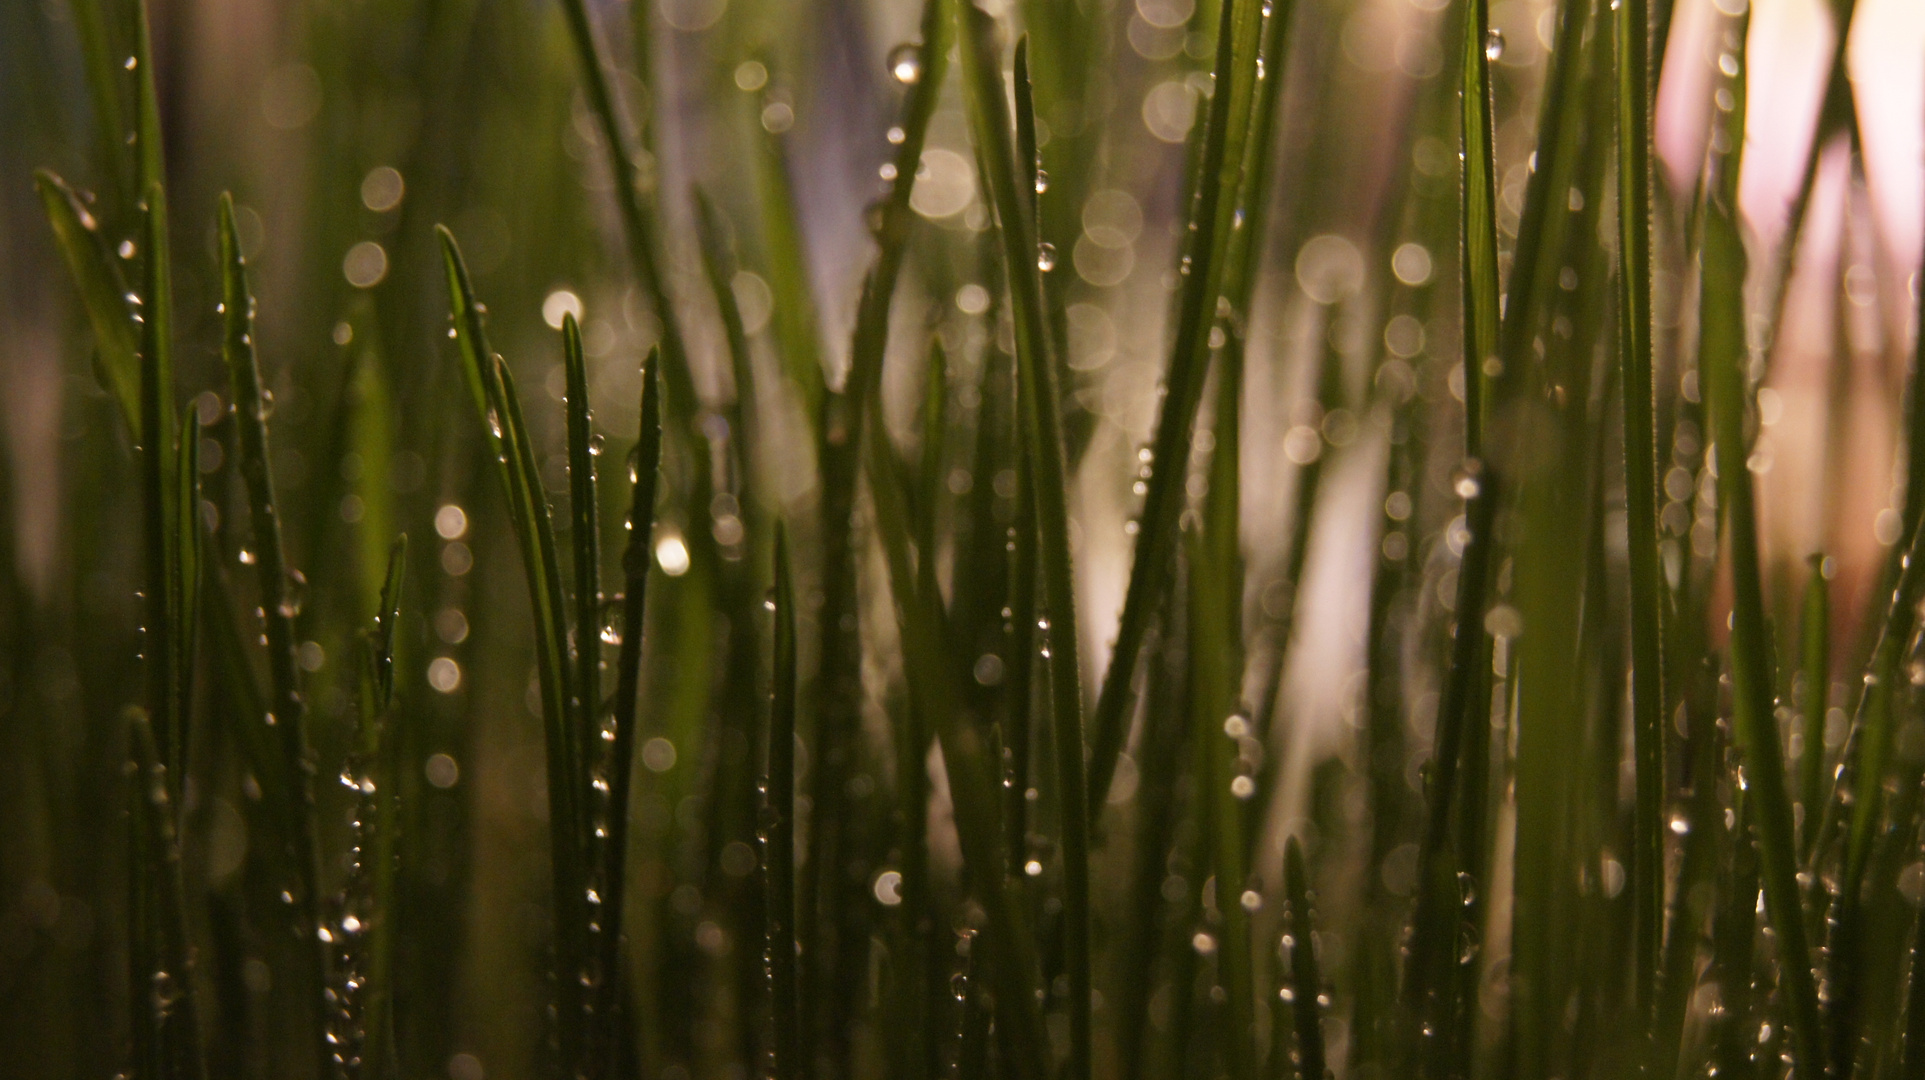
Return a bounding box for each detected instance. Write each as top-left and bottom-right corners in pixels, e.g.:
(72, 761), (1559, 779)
(887, 43), (923, 85)
(1037, 243), (1058, 272)
(1484, 29), (1505, 61)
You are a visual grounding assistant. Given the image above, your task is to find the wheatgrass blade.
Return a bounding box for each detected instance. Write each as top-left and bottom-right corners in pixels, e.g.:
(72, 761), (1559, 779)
(1615, 0), (1672, 1031)
(438, 227), (593, 1070)
(128, 705), (207, 1080)
(1697, 48), (1823, 1077)
(1281, 837), (1325, 1080)
(1187, 521), (1257, 1080)
(562, 313), (602, 775)
(861, 388), (1052, 1080)
(34, 170), (139, 427)
(766, 526), (800, 1080)
(600, 347), (663, 1071)
(1085, 0), (1266, 816)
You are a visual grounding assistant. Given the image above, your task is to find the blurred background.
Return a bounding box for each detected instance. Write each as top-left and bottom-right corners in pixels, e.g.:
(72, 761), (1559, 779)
(0, 0), (1920, 1076)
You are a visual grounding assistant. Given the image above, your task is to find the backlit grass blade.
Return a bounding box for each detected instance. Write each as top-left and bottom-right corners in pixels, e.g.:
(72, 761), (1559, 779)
(136, 181), (177, 774)
(344, 535), (406, 1080)
(1188, 524), (1256, 1080)
(966, 29), (1090, 1077)
(438, 225), (592, 1070)
(600, 346), (662, 1069)
(1615, 0), (1670, 1029)
(554, 0), (692, 408)
(861, 389), (1052, 1080)
(1085, 0), (1265, 815)
(1798, 557), (1831, 856)
(748, 80), (826, 428)
(34, 170), (139, 428)
(217, 193), (334, 1075)
(1280, 837), (1325, 1080)
(1458, 0), (1498, 454)
(562, 313), (602, 776)
(766, 525), (800, 1080)
(1697, 46), (1823, 1078)
(127, 705), (207, 1080)
(803, 4), (949, 1057)
(172, 401), (200, 771)
(1712, 787), (1761, 1080)
(1906, 820), (1925, 1079)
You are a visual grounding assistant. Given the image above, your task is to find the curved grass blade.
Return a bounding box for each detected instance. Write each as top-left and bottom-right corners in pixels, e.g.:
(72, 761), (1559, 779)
(217, 193), (335, 1075)
(599, 346), (662, 1071)
(1280, 837), (1325, 1080)
(562, 313), (602, 773)
(1615, 0), (1671, 1031)
(437, 226), (592, 1070)
(34, 170), (139, 428)
(554, 0), (694, 415)
(861, 389), (1051, 1080)
(1698, 48), (1823, 1078)
(1085, 0), (1266, 816)
(127, 705), (207, 1080)
(766, 525), (800, 1080)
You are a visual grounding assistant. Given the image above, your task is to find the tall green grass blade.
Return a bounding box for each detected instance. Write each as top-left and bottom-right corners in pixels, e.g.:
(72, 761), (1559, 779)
(1280, 837), (1325, 1080)
(217, 193), (334, 1076)
(1614, 0), (1670, 1031)
(1799, 557), (1831, 856)
(344, 535), (406, 1080)
(803, 6), (949, 1061)
(555, 0), (692, 408)
(600, 346), (662, 1070)
(1712, 787), (1761, 1080)
(766, 525), (800, 1080)
(1085, 0), (1265, 816)
(130, 0), (164, 203)
(965, 30), (1091, 1078)
(562, 312), (602, 772)
(127, 704), (207, 1080)
(1698, 43), (1823, 1078)
(437, 226), (592, 1070)
(1458, 0), (1498, 455)
(861, 389), (1051, 1080)
(172, 401), (200, 772)
(34, 170), (139, 428)
(749, 104), (825, 429)
(1188, 523), (1256, 1080)
(136, 181), (176, 773)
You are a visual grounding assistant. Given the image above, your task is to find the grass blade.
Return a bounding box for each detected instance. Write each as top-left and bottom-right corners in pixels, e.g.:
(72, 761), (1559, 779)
(438, 226), (592, 1070)
(766, 526), (800, 1080)
(748, 89), (826, 431)
(600, 346), (663, 1071)
(1799, 557), (1831, 857)
(1614, 0), (1671, 1033)
(562, 312), (602, 784)
(127, 705), (207, 1080)
(861, 389), (1052, 1080)
(1458, 0), (1499, 455)
(1697, 43), (1823, 1078)
(34, 170), (139, 428)
(344, 535), (407, 1080)
(1280, 837), (1325, 1080)
(217, 192), (334, 1076)
(1085, 0), (1266, 816)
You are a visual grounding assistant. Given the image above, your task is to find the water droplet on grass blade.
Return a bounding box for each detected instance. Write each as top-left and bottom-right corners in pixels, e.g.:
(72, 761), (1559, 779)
(887, 43), (923, 85)
(1484, 29), (1505, 60)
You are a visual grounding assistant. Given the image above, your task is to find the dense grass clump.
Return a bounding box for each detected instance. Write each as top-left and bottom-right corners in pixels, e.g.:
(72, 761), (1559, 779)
(4, 0), (1925, 1078)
